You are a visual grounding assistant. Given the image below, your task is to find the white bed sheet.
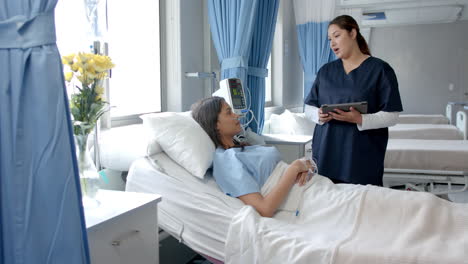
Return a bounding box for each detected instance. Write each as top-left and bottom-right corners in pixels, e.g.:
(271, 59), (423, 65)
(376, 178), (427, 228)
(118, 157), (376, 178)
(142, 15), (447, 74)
(126, 153), (243, 261)
(389, 124), (463, 140)
(226, 170), (468, 264)
(385, 139), (468, 171)
(397, 114), (449, 124)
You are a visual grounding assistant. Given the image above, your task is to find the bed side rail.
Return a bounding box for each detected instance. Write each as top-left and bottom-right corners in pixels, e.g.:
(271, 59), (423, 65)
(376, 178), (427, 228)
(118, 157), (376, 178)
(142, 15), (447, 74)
(383, 168), (468, 196)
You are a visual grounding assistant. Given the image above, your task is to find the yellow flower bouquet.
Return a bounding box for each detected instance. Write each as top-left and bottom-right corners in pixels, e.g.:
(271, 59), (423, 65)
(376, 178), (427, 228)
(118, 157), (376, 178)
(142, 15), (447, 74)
(62, 52), (115, 136)
(62, 52), (115, 199)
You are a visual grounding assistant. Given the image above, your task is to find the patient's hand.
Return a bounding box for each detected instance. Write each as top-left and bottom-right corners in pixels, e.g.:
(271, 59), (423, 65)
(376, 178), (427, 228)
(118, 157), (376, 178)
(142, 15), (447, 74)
(291, 159), (315, 186)
(296, 171), (309, 186)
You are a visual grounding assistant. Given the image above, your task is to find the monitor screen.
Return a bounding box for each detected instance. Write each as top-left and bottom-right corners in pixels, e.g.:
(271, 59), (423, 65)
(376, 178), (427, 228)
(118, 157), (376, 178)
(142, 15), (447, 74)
(229, 87), (244, 108)
(232, 97), (242, 107)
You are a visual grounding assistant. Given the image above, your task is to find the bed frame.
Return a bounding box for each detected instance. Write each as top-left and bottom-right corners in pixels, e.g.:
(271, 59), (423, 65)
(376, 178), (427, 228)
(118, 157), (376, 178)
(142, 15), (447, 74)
(383, 110), (468, 197)
(456, 111), (467, 140)
(446, 103), (467, 125)
(384, 169), (468, 196)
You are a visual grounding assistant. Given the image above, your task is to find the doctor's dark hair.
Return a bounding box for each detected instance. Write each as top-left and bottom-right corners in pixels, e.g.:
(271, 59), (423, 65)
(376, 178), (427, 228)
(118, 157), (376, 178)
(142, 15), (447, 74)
(329, 15), (371, 56)
(191, 96), (225, 148)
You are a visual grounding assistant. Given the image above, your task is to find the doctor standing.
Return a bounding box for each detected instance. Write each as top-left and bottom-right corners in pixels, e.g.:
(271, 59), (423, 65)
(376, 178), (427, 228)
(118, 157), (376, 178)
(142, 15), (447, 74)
(304, 15), (403, 186)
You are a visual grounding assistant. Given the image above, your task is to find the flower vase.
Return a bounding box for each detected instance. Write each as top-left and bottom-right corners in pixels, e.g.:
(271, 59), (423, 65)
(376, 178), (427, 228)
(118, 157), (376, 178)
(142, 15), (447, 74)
(75, 133), (100, 206)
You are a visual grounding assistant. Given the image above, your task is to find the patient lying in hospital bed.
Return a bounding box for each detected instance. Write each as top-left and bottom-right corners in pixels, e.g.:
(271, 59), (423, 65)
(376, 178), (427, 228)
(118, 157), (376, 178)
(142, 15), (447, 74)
(127, 97), (468, 264)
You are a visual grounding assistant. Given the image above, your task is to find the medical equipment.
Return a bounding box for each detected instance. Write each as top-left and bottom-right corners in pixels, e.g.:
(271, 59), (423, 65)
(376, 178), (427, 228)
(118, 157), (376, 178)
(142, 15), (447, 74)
(213, 78), (248, 115)
(185, 72), (217, 95)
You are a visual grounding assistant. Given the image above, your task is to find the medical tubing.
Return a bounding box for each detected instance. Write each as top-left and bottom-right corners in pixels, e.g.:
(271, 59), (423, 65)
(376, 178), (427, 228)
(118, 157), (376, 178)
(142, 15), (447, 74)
(242, 110), (255, 127)
(300, 157), (318, 182)
(246, 82), (252, 111)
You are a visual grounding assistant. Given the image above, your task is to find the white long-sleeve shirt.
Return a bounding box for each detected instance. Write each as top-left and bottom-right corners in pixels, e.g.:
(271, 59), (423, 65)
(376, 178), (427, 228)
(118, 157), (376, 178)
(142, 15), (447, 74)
(304, 104), (399, 131)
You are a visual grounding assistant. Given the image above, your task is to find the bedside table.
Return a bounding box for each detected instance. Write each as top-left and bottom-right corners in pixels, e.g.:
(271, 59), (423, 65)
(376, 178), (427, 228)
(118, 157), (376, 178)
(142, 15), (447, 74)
(262, 134), (313, 163)
(84, 190), (162, 264)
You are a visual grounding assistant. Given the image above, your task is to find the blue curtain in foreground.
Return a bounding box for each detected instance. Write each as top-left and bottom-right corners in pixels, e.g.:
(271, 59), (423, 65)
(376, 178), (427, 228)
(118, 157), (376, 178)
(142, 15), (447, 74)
(0, 1), (90, 263)
(208, 0), (258, 87)
(293, 0), (336, 98)
(246, 0), (279, 133)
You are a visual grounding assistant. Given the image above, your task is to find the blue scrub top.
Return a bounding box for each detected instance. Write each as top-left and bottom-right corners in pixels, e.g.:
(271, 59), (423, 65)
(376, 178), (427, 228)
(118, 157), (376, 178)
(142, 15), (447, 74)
(213, 145), (281, 197)
(304, 57), (403, 186)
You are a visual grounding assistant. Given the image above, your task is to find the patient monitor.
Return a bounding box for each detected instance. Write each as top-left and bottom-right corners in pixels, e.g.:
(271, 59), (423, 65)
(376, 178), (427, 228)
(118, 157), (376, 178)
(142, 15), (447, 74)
(213, 78), (248, 115)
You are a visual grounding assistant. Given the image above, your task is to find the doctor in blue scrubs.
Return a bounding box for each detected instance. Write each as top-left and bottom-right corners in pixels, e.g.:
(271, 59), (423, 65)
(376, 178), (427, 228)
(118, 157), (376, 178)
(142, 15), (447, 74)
(304, 15), (403, 186)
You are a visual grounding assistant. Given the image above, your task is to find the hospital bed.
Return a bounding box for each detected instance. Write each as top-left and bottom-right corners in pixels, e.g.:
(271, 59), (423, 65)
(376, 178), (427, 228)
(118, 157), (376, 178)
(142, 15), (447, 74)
(97, 111), (468, 263)
(126, 153), (234, 263)
(383, 112), (468, 196)
(126, 152), (468, 264)
(397, 114), (449, 124)
(384, 138), (468, 196)
(389, 111), (467, 140)
(389, 123), (464, 140)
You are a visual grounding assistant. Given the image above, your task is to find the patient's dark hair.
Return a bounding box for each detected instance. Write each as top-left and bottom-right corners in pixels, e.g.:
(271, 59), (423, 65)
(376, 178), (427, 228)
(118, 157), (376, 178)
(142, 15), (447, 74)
(191, 96), (225, 148)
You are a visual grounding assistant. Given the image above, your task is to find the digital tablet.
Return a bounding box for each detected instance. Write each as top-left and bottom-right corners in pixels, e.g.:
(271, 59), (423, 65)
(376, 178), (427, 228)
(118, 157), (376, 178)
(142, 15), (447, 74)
(321, 101), (368, 114)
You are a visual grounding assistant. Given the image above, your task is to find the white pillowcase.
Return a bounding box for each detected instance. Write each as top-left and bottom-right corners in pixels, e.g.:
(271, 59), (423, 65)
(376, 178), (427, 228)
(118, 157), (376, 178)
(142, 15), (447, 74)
(292, 112), (315, 136)
(140, 112), (215, 178)
(269, 110), (315, 136)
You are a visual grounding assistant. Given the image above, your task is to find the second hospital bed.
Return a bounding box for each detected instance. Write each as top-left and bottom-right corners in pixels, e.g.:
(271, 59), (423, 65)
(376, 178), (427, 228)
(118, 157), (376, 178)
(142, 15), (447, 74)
(389, 111), (467, 140)
(388, 123), (464, 140)
(384, 138), (468, 195)
(384, 112), (468, 194)
(397, 114), (449, 124)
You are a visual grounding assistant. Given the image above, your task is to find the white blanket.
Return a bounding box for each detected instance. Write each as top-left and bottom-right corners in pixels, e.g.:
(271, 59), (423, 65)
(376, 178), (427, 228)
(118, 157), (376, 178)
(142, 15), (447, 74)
(225, 163), (468, 264)
(389, 124), (462, 140)
(397, 114), (449, 125)
(385, 139), (468, 171)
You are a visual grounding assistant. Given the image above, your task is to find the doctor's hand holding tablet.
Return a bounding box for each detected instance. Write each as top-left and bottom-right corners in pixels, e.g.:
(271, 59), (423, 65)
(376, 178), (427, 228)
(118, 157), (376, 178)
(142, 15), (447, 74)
(319, 101), (368, 125)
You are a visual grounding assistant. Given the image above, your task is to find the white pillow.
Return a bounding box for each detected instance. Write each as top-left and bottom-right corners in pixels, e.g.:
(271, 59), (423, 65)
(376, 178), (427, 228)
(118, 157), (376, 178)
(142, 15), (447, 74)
(99, 124), (160, 171)
(269, 110), (315, 136)
(269, 110), (297, 135)
(292, 113), (315, 136)
(140, 112), (215, 178)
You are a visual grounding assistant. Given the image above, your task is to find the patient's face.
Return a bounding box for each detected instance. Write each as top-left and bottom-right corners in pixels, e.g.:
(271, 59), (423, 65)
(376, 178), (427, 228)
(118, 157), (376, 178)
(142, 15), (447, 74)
(217, 101), (242, 137)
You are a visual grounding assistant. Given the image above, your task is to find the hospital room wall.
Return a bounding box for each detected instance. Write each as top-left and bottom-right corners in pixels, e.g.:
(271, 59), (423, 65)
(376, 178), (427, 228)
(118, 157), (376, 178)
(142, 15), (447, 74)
(160, 0), (305, 112)
(369, 20), (468, 114)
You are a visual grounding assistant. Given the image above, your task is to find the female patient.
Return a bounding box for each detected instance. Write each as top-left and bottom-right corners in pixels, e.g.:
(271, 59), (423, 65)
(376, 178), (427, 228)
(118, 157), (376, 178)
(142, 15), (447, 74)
(192, 96), (312, 217)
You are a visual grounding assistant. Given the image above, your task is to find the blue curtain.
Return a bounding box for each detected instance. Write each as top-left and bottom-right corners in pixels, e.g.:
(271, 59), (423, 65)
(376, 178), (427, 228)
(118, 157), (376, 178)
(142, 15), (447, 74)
(208, 0), (259, 87)
(297, 21), (336, 98)
(0, 1), (90, 263)
(246, 0), (279, 133)
(208, 0), (279, 134)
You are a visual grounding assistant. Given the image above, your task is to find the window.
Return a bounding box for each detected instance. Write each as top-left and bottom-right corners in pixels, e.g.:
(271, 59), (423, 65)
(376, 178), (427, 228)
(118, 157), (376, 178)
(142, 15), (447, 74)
(55, 0), (161, 120)
(265, 55), (272, 104)
(107, 0), (161, 117)
(55, 0), (90, 56)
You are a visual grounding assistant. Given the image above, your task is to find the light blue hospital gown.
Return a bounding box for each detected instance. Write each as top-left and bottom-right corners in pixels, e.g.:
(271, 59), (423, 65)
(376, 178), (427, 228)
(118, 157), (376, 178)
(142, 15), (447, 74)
(213, 145), (282, 197)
